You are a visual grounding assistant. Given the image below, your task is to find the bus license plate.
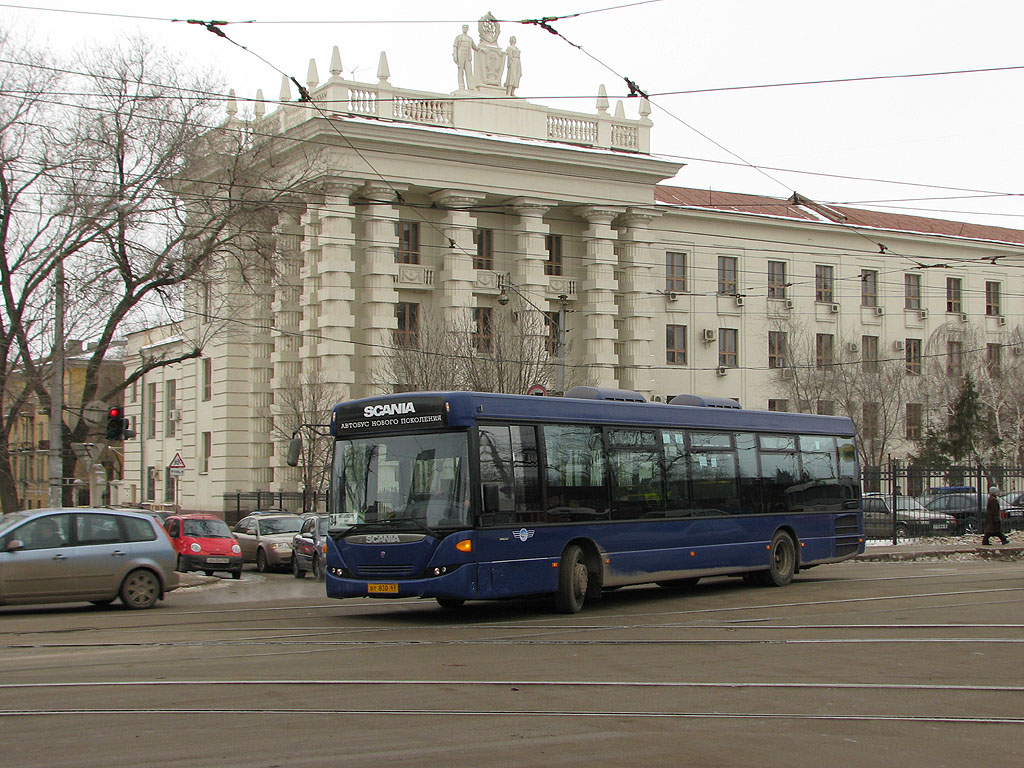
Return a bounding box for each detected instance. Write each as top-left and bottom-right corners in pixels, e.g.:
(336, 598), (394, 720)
(368, 584), (398, 594)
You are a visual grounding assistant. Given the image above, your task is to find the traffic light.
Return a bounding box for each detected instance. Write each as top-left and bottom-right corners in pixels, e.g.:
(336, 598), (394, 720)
(105, 406), (134, 440)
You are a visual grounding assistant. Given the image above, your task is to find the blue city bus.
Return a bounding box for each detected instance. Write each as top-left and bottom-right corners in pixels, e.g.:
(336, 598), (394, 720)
(311, 388), (863, 613)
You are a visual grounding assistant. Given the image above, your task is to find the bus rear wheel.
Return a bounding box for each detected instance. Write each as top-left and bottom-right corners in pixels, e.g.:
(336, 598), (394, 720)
(554, 544), (588, 614)
(754, 531), (797, 587)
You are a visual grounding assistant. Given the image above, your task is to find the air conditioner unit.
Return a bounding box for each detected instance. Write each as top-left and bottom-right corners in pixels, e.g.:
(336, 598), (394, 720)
(959, 313), (968, 322)
(784, 298), (794, 309)
(735, 295), (745, 306)
(919, 309), (928, 319)
(875, 306), (885, 316)
(893, 340), (905, 351)
(781, 368), (795, 380)
(717, 366), (728, 376)
(846, 342), (860, 353)
(998, 316), (1007, 326)
(168, 409), (181, 422)
(830, 303), (840, 314)
(665, 292), (678, 302)
(702, 329), (717, 342)
(1013, 347), (1023, 358)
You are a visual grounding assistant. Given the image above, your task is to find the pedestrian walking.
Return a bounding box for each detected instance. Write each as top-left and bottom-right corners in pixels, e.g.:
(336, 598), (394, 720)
(983, 486), (1009, 546)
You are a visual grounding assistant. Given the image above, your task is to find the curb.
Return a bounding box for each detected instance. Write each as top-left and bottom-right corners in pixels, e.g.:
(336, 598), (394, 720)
(857, 545), (1024, 562)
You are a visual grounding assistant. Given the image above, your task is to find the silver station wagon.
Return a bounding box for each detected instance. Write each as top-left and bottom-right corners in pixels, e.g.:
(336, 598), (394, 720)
(0, 508), (179, 609)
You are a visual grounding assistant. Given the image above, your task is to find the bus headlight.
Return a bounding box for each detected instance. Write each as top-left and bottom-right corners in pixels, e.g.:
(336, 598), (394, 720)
(430, 564), (462, 577)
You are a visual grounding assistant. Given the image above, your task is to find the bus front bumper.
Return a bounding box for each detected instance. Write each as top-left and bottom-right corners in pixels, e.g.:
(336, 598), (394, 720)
(325, 564), (477, 601)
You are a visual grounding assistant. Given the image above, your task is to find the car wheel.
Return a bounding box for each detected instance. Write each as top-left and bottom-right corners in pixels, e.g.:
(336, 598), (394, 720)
(964, 518), (981, 535)
(256, 549), (269, 573)
(204, 570), (215, 577)
(293, 556), (306, 579)
(895, 523), (910, 541)
(231, 570), (242, 580)
(176, 555), (185, 572)
(312, 554), (324, 581)
(119, 569), (160, 610)
(554, 544), (588, 614)
(754, 531), (797, 587)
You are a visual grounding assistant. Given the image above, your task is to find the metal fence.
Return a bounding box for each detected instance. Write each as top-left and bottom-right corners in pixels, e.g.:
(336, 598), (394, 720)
(221, 490), (329, 525)
(861, 461), (1024, 543)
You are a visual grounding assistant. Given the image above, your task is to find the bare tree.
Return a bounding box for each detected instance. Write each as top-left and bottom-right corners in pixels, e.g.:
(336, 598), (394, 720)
(271, 364), (343, 513)
(0, 32), (316, 512)
(374, 299), (574, 395)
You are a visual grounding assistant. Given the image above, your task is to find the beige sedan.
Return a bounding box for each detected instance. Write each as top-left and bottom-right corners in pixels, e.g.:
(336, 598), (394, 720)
(231, 514), (302, 572)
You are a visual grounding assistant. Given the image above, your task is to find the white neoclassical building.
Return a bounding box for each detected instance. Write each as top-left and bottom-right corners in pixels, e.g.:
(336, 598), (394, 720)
(120, 21), (1024, 515)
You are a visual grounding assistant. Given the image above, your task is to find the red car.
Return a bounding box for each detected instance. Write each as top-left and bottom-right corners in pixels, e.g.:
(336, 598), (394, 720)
(163, 514), (243, 579)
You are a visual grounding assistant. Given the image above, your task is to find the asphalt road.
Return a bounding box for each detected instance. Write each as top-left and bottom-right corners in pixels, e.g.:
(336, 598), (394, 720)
(1, 558), (1023, 768)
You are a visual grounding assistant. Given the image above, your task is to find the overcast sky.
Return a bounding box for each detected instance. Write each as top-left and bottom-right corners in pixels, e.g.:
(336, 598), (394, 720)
(3, 0), (1023, 228)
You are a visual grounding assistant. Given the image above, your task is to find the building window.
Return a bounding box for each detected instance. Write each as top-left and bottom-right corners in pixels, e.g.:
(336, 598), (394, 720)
(904, 273), (922, 310)
(201, 282), (212, 320)
(717, 256), (738, 295)
(202, 358), (212, 402)
(862, 335), (879, 372)
(863, 403), (879, 441)
(164, 468), (176, 503)
(905, 338), (922, 375)
(987, 343), (1002, 378)
(768, 399), (788, 412)
(544, 234), (562, 276)
(131, 380), (138, 403)
(767, 261), (787, 299)
(165, 379), (177, 438)
(396, 221), (420, 264)
(472, 307), (493, 352)
(145, 466), (156, 502)
(666, 251), (687, 293)
(815, 333), (834, 368)
(202, 432), (212, 474)
(146, 382), (157, 439)
(816, 400), (835, 416)
(666, 325), (687, 364)
(906, 403), (923, 440)
(815, 265), (834, 303)
(946, 277), (962, 313)
(768, 331), (787, 368)
(718, 328), (738, 367)
(394, 302), (419, 347)
(861, 269), (878, 307)
(947, 340), (963, 377)
(986, 281), (1001, 316)
(473, 228), (493, 271)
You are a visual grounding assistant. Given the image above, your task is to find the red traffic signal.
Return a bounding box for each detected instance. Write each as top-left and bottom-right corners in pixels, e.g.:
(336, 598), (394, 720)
(106, 406), (131, 440)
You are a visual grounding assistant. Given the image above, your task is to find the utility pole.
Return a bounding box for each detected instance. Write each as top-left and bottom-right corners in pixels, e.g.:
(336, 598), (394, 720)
(556, 294), (568, 395)
(48, 258), (65, 507)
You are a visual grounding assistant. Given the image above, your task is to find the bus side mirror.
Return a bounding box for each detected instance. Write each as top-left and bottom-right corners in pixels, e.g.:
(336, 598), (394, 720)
(286, 435), (303, 467)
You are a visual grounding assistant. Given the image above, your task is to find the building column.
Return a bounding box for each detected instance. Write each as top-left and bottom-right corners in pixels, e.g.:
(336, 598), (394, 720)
(354, 182), (404, 396)
(509, 198), (553, 302)
(615, 209), (659, 396)
(430, 189), (485, 328)
(574, 205), (624, 388)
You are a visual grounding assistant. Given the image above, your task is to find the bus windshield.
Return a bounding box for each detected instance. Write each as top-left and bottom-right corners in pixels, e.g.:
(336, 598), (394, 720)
(332, 431), (471, 529)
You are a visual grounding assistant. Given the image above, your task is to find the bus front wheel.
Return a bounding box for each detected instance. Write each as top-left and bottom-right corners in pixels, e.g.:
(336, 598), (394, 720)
(554, 544), (588, 614)
(754, 532), (797, 587)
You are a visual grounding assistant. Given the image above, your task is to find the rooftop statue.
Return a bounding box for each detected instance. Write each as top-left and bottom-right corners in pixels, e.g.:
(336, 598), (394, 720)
(452, 11), (521, 95)
(452, 24), (478, 90)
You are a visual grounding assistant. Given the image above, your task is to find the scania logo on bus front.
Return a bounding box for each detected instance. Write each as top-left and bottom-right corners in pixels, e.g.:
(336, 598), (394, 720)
(363, 402), (416, 418)
(365, 534), (401, 544)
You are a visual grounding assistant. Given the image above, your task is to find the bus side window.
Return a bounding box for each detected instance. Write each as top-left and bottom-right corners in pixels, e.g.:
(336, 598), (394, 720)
(542, 424), (609, 522)
(478, 425), (542, 525)
(759, 435), (800, 514)
(735, 432), (761, 515)
(663, 429), (692, 517)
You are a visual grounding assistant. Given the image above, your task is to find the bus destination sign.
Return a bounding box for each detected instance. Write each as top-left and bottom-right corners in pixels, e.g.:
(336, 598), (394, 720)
(334, 397), (448, 434)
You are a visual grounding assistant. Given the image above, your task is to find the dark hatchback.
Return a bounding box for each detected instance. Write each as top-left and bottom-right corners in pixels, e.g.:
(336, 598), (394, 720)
(292, 515), (328, 581)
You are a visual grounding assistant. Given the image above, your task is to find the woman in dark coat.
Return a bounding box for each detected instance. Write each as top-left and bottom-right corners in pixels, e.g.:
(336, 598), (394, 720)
(983, 486), (1008, 546)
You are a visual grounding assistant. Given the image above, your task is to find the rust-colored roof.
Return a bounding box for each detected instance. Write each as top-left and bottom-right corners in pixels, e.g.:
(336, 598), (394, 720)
(654, 185), (1024, 246)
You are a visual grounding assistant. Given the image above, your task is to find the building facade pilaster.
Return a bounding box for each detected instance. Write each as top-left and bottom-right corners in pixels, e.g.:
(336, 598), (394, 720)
(574, 205), (624, 388)
(615, 209), (660, 396)
(430, 189), (485, 328)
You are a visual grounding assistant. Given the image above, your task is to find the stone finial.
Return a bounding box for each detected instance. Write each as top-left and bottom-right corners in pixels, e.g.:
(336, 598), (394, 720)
(306, 58), (319, 91)
(596, 84), (609, 114)
(639, 96), (651, 118)
(226, 88), (237, 118)
(279, 75), (291, 102)
(330, 46), (343, 77)
(377, 51), (390, 83)
(254, 89), (265, 119)
(614, 100), (626, 119)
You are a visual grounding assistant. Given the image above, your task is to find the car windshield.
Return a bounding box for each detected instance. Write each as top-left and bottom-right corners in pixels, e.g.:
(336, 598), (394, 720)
(333, 431), (471, 529)
(183, 519), (233, 538)
(0, 511), (30, 535)
(257, 517), (301, 535)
